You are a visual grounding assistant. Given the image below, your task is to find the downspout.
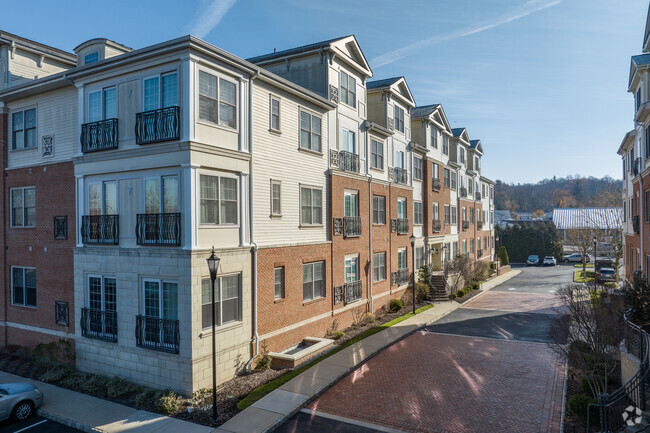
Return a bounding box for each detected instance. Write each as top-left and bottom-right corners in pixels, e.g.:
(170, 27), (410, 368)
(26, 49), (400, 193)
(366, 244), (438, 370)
(1, 103), (7, 346)
(368, 170), (373, 312)
(640, 173), (644, 275)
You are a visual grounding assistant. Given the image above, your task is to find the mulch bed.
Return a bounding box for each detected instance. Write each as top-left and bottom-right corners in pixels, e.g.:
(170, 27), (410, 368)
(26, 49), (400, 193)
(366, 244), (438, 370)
(454, 288), (482, 303)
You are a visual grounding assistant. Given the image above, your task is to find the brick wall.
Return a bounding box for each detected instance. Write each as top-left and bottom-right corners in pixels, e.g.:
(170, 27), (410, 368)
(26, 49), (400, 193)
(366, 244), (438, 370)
(424, 160), (451, 236)
(0, 109), (7, 345)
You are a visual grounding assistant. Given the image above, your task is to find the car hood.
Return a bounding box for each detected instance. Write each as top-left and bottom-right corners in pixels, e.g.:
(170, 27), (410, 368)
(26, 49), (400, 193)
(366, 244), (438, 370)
(1, 383), (37, 394)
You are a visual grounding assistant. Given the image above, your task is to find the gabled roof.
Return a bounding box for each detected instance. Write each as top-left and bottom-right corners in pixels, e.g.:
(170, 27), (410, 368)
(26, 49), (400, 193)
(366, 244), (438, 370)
(367, 76), (415, 107)
(410, 104), (440, 118)
(552, 208), (622, 230)
(618, 129), (636, 155)
(452, 127), (470, 144)
(629, 54), (650, 89)
(469, 139), (484, 155)
(411, 103), (452, 133)
(247, 35), (372, 78)
(0, 29), (76, 65)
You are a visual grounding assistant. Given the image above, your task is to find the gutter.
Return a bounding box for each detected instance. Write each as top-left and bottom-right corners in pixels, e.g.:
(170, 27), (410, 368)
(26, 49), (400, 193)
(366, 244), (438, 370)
(367, 130), (373, 311)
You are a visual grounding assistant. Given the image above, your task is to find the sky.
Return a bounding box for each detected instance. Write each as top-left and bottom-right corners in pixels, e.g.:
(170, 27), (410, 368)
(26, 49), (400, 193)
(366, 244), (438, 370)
(2, 0), (647, 184)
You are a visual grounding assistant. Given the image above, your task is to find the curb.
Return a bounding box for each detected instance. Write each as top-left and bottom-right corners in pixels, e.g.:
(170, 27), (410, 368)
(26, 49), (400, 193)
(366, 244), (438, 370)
(38, 408), (94, 433)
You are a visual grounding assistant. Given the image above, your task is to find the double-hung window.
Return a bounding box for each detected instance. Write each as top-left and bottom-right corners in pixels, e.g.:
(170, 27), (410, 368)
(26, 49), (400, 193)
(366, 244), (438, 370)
(340, 71), (356, 107)
(300, 111), (322, 152)
(451, 206), (457, 224)
(271, 180), (282, 216)
(394, 105), (404, 133)
(200, 174), (238, 225)
(198, 70), (237, 129)
(300, 187), (322, 225)
(451, 172), (457, 190)
(274, 267), (285, 299)
(12, 267), (36, 307)
(442, 136), (449, 155)
(431, 126), (438, 148)
(398, 198), (407, 219)
(344, 191), (358, 217)
(468, 179), (474, 195)
(443, 168), (450, 188)
(144, 176), (179, 214)
(414, 202), (423, 225)
(270, 96), (280, 131)
(144, 72), (178, 112)
(345, 256), (359, 284)
(12, 108), (36, 150)
(373, 252), (386, 282)
(87, 275), (117, 337)
(371, 139), (384, 169)
(433, 202), (439, 220)
(444, 205), (450, 224)
(459, 148), (465, 164)
(88, 87), (117, 122)
(398, 248), (407, 270)
(89, 181), (117, 216)
(413, 157), (423, 181)
(303, 261), (325, 301)
(395, 150), (404, 169)
(11, 187), (35, 227)
(433, 163), (439, 182)
(470, 239), (474, 254)
(373, 195), (386, 224)
(415, 246), (424, 269)
(201, 274), (241, 328)
(342, 129), (356, 153)
(462, 207), (467, 222)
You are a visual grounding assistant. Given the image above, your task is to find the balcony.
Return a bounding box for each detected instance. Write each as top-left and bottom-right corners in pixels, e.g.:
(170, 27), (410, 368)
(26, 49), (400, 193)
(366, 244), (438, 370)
(344, 280), (362, 304)
(477, 249), (483, 258)
(462, 220), (470, 231)
(338, 150), (360, 173)
(80, 308), (117, 343)
(398, 268), (409, 285)
(135, 106), (180, 145)
(397, 218), (409, 235)
(81, 118), (118, 153)
(460, 187), (468, 198)
(135, 315), (180, 354)
(432, 219), (442, 233)
(475, 192), (482, 200)
(634, 157), (641, 176)
(136, 213), (181, 246)
(394, 167), (408, 184)
(344, 216), (362, 238)
(432, 178), (441, 192)
(81, 215), (119, 245)
(477, 220), (484, 230)
(633, 215), (640, 234)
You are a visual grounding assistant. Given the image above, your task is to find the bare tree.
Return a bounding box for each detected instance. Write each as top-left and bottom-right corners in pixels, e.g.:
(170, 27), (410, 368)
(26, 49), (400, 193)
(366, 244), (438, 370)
(564, 227), (599, 276)
(443, 254), (472, 297)
(586, 191), (624, 273)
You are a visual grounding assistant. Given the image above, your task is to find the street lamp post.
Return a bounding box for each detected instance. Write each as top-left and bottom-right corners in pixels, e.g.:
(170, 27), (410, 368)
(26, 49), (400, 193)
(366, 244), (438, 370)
(410, 234), (416, 314)
(495, 235), (500, 276)
(206, 247), (221, 424)
(593, 236), (598, 287)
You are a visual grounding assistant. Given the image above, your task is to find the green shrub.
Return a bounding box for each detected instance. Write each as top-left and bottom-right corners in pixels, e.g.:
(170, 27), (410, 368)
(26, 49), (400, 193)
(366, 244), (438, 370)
(106, 376), (141, 399)
(415, 283), (429, 302)
(456, 289), (465, 298)
(567, 393), (596, 418)
(256, 340), (272, 370)
(157, 390), (181, 415)
(80, 374), (110, 397)
(389, 299), (403, 312)
(489, 262), (496, 271)
(135, 389), (161, 409)
(472, 282), (480, 290)
(569, 340), (592, 357)
(192, 387), (213, 409)
(580, 378), (591, 395)
(58, 372), (85, 389)
(417, 264), (432, 286)
(32, 338), (74, 366)
(330, 331), (345, 340)
(498, 246), (509, 266)
(40, 364), (74, 383)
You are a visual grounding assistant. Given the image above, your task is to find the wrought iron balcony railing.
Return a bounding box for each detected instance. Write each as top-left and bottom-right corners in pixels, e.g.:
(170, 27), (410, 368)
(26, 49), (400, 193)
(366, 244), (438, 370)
(432, 219), (442, 233)
(135, 106), (180, 145)
(460, 187), (468, 197)
(432, 178), (441, 192)
(136, 213), (181, 246)
(477, 249), (483, 258)
(344, 216), (362, 238)
(394, 167), (408, 184)
(338, 150), (360, 173)
(344, 280), (362, 304)
(80, 308), (117, 342)
(634, 157), (641, 176)
(135, 315), (180, 354)
(477, 220), (484, 230)
(475, 192), (482, 200)
(397, 218), (409, 234)
(398, 268), (409, 285)
(81, 215), (119, 245)
(633, 215), (640, 234)
(462, 220), (470, 231)
(81, 118), (118, 153)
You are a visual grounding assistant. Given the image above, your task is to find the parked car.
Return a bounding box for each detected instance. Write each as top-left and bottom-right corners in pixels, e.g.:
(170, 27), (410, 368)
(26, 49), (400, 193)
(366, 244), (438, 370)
(527, 255), (540, 266)
(0, 383), (43, 421)
(596, 268), (617, 284)
(594, 257), (615, 271)
(563, 253), (590, 263)
(543, 256), (557, 266)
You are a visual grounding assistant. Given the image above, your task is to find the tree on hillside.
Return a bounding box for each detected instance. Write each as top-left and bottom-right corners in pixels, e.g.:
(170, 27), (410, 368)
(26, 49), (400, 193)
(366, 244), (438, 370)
(532, 209), (545, 219)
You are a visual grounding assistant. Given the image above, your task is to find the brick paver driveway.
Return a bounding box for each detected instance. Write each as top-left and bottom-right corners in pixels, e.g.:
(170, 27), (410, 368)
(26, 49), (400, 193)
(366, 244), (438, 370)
(281, 265), (573, 433)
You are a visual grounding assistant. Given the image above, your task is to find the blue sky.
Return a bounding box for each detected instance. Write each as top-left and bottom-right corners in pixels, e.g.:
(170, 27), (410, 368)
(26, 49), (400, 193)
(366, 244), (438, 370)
(3, 0), (646, 183)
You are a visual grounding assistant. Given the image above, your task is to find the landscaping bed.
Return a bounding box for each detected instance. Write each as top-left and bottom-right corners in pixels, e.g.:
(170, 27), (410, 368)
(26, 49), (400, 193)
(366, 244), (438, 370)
(454, 288), (482, 303)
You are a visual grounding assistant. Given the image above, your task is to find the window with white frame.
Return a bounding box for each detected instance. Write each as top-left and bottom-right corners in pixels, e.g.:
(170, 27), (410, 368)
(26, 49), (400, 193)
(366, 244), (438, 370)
(12, 108), (36, 150)
(398, 248), (407, 270)
(300, 110), (322, 152)
(200, 174), (238, 225)
(459, 148), (465, 164)
(415, 246), (425, 269)
(445, 243), (451, 261)
(371, 139), (384, 169)
(453, 242), (458, 257)
(462, 207), (467, 222)
(394, 105), (405, 133)
(88, 181), (117, 216)
(303, 261), (325, 301)
(398, 197), (407, 219)
(463, 240), (467, 254)
(413, 157), (423, 181)
(12, 267), (36, 307)
(270, 96), (280, 131)
(431, 126), (438, 148)
(468, 178), (474, 194)
(342, 129), (356, 153)
(88, 87), (117, 122)
(88, 275), (116, 313)
(478, 237), (482, 251)
(11, 187), (35, 227)
(373, 252), (386, 282)
(84, 52), (99, 64)
(433, 163), (439, 181)
(300, 186), (322, 225)
(444, 204), (450, 224)
(344, 191), (358, 217)
(340, 71), (356, 107)
(451, 172), (457, 190)
(443, 168), (450, 188)
(144, 176), (178, 214)
(198, 70), (237, 129)
(451, 206), (457, 224)
(414, 202), (423, 225)
(442, 135), (449, 155)
(395, 150), (404, 169)
(201, 274), (241, 328)
(144, 72), (178, 112)
(143, 279), (178, 321)
(490, 186), (494, 199)
(470, 239), (474, 254)
(433, 202), (439, 220)
(271, 180), (281, 216)
(373, 195), (386, 224)
(274, 267), (284, 299)
(470, 209), (474, 223)
(345, 255), (359, 283)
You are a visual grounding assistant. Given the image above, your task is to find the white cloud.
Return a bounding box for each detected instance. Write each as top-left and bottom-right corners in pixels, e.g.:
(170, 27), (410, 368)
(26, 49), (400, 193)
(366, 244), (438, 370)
(188, 0), (238, 39)
(371, 0), (563, 68)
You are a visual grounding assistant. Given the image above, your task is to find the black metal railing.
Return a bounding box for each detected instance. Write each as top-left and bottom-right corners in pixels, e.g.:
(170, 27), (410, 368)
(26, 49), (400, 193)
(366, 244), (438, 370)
(398, 268), (409, 285)
(80, 308), (117, 342)
(338, 150), (359, 173)
(462, 220), (470, 231)
(135, 315), (180, 354)
(587, 309), (650, 432)
(343, 216), (362, 238)
(432, 219), (442, 232)
(460, 187), (468, 197)
(477, 221), (483, 230)
(432, 178), (441, 192)
(475, 192), (482, 200)
(634, 215), (640, 234)
(344, 280), (362, 304)
(136, 213), (181, 246)
(81, 118), (118, 153)
(477, 249), (483, 258)
(394, 167), (408, 184)
(81, 215), (119, 245)
(397, 218), (409, 234)
(135, 106), (180, 145)
(634, 157), (641, 176)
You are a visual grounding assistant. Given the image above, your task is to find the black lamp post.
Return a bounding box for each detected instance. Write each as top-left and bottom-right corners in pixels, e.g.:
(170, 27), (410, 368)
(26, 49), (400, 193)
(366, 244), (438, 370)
(206, 247), (220, 424)
(593, 236), (598, 285)
(410, 233), (416, 314)
(495, 235), (500, 276)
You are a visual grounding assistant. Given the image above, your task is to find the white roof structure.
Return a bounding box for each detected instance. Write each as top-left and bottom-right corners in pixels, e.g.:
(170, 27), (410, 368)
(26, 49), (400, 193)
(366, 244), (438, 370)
(552, 208), (623, 230)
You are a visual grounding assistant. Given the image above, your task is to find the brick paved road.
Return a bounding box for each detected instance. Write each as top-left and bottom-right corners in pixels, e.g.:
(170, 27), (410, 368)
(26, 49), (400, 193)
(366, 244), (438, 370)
(280, 265), (572, 433)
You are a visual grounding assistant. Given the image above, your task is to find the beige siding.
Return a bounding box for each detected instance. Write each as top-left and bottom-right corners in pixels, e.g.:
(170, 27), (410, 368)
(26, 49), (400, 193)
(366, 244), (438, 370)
(0, 47), (8, 90)
(251, 81), (330, 246)
(367, 92), (385, 127)
(9, 48), (68, 87)
(262, 54), (324, 96)
(7, 87), (78, 169)
(410, 117), (425, 148)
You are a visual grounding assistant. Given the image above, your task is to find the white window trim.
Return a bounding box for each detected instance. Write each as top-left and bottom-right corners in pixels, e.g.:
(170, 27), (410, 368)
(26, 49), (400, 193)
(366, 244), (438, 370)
(339, 70), (357, 109)
(299, 184), (323, 227)
(269, 94), (281, 133)
(87, 86), (117, 123)
(198, 171), (240, 228)
(11, 266), (36, 308)
(413, 157), (423, 181)
(86, 274), (116, 311)
(142, 71), (179, 112)
(370, 138), (384, 170)
(397, 197), (407, 219)
(142, 175), (181, 214)
(10, 186), (35, 228)
(274, 267), (285, 300)
(10, 106), (38, 151)
(397, 247), (407, 270)
(373, 251), (387, 283)
(373, 195), (386, 225)
(141, 278), (178, 318)
(414, 201), (423, 225)
(344, 254), (360, 282)
(86, 180), (119, 215)
(303, 261), (326, 302)
(298, 107), (323, 154)
(270, 179), (282, 217)
(201, 272), (242, 329)
(196, 67), (239, 132)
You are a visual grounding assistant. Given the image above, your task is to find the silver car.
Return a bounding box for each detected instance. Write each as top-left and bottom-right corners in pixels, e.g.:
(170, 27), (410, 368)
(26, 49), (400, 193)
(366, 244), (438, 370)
(0, 383), (43, 421)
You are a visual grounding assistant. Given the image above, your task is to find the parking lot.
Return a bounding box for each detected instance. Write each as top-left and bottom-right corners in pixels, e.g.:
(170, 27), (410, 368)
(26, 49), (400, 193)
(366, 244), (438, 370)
(0, 416), (81, 433)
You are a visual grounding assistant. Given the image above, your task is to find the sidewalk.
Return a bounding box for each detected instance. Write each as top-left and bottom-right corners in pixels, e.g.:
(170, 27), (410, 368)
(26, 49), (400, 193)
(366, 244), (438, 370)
(216, 269), (521, 433)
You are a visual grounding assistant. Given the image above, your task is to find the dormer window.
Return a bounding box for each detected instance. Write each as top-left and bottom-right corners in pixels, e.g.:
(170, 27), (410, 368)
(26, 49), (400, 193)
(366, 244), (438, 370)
(394, 105), (404, 133)
(340, 71), (356, 108)
(85, 52), (99, 65)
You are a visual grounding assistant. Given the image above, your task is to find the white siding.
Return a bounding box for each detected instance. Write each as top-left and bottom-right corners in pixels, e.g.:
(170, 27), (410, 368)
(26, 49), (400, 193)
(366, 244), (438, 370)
(9, 48), (68, 87)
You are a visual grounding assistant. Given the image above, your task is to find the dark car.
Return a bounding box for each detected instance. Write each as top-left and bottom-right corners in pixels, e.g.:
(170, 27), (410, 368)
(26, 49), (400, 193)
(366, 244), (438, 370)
(527, 255), (540, 266)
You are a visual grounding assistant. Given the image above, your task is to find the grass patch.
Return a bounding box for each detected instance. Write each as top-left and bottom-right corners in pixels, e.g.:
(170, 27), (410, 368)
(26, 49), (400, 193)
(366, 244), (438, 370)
(573, 263), (593, 268)
(237, 304), (434, 410)
(574, 270), (595, 283)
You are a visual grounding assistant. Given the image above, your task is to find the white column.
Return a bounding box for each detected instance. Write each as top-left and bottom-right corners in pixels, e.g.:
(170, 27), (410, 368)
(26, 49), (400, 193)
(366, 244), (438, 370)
(239, 173), (249, 246)
(76, 84), (84, 156)
(76, 175), (84, 247)
(181, 56), (195, 143)
(182, 163), (199, 250)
